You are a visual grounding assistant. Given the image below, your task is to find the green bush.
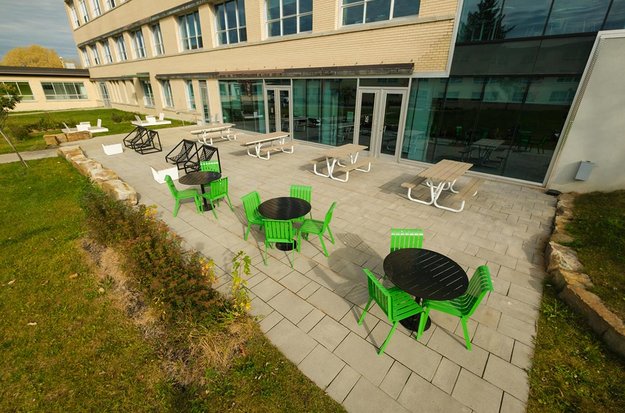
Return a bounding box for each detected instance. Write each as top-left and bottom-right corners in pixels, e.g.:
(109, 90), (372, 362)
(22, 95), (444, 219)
(110, 112), (123, 123)
(80, 187), (221, 323)
(8, 124), (31, 141)
(37, 116), (57, 131)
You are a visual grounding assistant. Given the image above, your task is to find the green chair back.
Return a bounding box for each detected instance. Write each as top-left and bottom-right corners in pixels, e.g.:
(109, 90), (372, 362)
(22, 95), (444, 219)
(362, 268), (393, 318)
(165, 175), (178, 196)
(321, 201), (337, 233)
(200, 160), (220, 173)
(390, 228), (424, 252)
(290, 184), (312, 203)
(241, 191), (263, 240)
(164, 174), (201, 217)
(264, 219), (294, 245)
(209, 177), (228, 200)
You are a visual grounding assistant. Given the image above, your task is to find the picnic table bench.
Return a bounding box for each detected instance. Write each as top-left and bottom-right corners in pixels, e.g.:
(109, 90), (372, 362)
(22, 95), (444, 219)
(190, 123), (236, 145)
(310, 143), (373, 182)
(239, 132), (294, 160)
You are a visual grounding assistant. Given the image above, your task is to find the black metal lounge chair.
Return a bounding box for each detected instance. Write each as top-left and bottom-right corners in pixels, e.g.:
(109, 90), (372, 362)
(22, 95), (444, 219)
(165, 139), (197, 170)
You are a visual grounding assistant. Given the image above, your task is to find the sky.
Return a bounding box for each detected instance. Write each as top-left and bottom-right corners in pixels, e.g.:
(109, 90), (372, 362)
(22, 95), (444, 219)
(0, 0), (78, 63)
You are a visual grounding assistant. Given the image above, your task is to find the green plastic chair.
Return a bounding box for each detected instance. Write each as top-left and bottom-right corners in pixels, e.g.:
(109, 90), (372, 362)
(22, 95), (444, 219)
(417, 265), (494, 350)
(202, 177), (234, 219)
(200, 160), (221, 173)
(299, 202), (336, 256)
(241, 191), (263, 241)
(164, 175), (202, 217)
(263, 219), (298, 267)
(390, 228), (424, 252)
(358, 268), (423, 355)
(289, 184), (312, 221)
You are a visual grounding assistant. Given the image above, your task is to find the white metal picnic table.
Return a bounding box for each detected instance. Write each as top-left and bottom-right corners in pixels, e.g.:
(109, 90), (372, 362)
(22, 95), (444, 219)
(312, 143), (371, 181)
(238, 132), (292, 160)
(411, 159), (473, 210)
(190, 123), (236, 145)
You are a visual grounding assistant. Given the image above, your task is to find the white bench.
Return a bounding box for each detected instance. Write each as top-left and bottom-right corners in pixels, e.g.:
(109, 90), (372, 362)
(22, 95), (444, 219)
(401, 176), (428, 202)
(435, 178), (483, 212)
(102, 143), (123, 155)
(259, 141), (297, 158)
(330, 158), (374, 182)
(150, 163), (179, 184)
(309, 156), (330, 177)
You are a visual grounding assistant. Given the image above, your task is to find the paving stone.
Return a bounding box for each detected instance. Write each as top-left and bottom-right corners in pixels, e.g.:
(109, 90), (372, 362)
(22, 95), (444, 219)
(296, 279), (321, 299)
(380, 362), (412, 400)
(326, 364), (361, 403)
(280, 271), (312, 292)
(508, 283), (543, 309)
(249, 296), (273, 318)
(497, 266), (543, 291)
(309, 315), (350, 351)
(258, 310), (283, 333)
(432, 357), (461, 394)
(398, 372), (471, 413)
(340, 308), (380, 338)
(471, 305), (502, 329)
(487, 292), (538, 322)
(473, 324), (515, 361)
(299, 344), (345, 389)
(344, 377), (411, 413)
(307, 286), (354, 321)
(266, 318), (317, 364)
(251, 277), (283, 302)
(370, 322), (442, 381)
(497, 314), (536, 346)
(297, 308), (325, 333)
(511, 340), (534, 370)
(427, 328), (489, 376)
(268, 289), (314, 324)
(334, 332), (394, 386)
(501, 392), (526, 413)
(452, 368), (503, 413)
(483, 355), (529, 402)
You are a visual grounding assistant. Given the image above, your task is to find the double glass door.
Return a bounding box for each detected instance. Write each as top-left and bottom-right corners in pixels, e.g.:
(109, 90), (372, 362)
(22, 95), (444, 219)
(266, 87), (290, 133)
(354, 88), (407, 158)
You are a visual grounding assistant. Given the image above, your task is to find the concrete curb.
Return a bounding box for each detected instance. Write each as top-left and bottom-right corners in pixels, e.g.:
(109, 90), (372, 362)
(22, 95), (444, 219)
(545, 193), (625, 359)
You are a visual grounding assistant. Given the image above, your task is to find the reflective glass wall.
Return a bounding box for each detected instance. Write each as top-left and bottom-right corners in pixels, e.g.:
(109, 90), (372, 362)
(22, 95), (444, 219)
(402, 76), (578, 182)
(219, 80), (266, 132)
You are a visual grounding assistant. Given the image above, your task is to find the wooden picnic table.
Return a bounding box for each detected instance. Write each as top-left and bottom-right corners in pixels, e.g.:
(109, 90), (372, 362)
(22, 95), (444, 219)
(310, 143), (372, 182)
(239, 131), (293, 160)
(190, 123), (235, 145)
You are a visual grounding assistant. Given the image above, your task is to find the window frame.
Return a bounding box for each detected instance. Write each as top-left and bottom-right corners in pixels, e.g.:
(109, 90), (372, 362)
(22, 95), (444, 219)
(340, 0), (420, 27)
(131, 28), (146, 58)
(91, 0), (101, 17)
(69, 3), (80, 28)
(160, 80), (174, 107)
(115, 35), (127, 61)
(151, 23), (165, 55)
(90, 44), (101, 65)
(78, 0), (90, 23)
(141, 80), (155, 107)
(185, 79), (197, 110)
(105, 0), (116, 11)
(1, 81), (35, 101)
(178, 11), (204, 51)
(215, 0), (248, 45)
(41, 82), (88, 100)
(266, 0), (312, 37)
(101, 40), (113, 63)
(80, 47), (90, 67)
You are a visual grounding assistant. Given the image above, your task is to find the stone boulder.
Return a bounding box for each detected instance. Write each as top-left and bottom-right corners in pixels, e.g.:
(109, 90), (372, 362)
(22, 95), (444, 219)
(98, 179), (138, 205)
(546, 241), (584, 273)
(57, 146), (84, 161)
(89, 168), (119, 183)
(66, 131), (92, 142)
(43, 133), (65, 146)
(551, 267), (593, 291)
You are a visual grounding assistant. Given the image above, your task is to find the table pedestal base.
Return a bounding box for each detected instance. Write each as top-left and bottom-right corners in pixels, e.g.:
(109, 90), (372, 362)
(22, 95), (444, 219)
(399, 314), (431, 333)
(276, 241), (297, 251)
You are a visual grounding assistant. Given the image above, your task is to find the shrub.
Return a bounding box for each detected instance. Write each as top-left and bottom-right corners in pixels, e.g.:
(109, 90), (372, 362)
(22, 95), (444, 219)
(110, 112), (123, 123)
(37, 116), (57, 131)
(8, 124), (31, 141)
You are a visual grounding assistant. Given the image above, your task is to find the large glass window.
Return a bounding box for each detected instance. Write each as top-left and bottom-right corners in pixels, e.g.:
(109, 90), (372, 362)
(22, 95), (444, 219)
(1, 81), (34, 101)
(115, 35), (127, 61)
(141, 80), (155, 107)
(69, 4), (80, 28)
(216, 0), (247, 45)
(41, 82), (88, 100)
(219, 80), (266, 132)
(185, 80), (196, 110)
(545, 0), (611, 35)
(341, 0), (420, 26)
(105, 0), (116, 11)
(179, 11), (203, 50)
(151, 23), (164, 55)
(91, 0), (101, 17)
(78, 0), (90, 23)
(132, 29), (146, 58)
(160, 80), (174, 107)
(80, 47), (90, 67)
(101, 40), (113, 63)
(267, 0), (312, 37)
(604, 0), (625, 29)
(90, 44), (101, 65)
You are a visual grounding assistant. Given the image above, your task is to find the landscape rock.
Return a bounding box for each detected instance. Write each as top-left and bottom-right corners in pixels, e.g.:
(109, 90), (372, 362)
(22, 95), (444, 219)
(99, 179), (138, 205)
(551, 267), (594, 291)
(89, 168), (119, 183)
(43, 134), (61, 146)
(66, 131), (92, 142)
(546, 241), (584, 273)
(57, 146), (84, 160)
(559, 285), (614, 335)
(603, 323), (625, 359)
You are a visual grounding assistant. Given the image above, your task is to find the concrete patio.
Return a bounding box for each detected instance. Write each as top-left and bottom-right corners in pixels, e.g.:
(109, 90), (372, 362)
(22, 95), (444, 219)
(77, 125), (555, 413)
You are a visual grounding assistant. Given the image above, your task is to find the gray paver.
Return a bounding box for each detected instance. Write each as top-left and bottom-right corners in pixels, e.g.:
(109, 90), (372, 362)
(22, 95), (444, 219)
(309, 315), (350, 351)
(398, 373), (471, 413)
(280, 271), (312, 292)
(452, 369), (503, 413)
(483, 355), (529, 402)
(432, 358), (461, 394)
(334, 332), (394, 386)
(497, 314), (536, 346)
(326, 365), (361, 403)
(427, 328), (489, 376)
(511, 340), (534, 370)
(380, 361), (411, 399)
(299, 344), (345, 389)
(340, 308), (380, 338)
(297, 307), (325, 333)
(258, 310), (283, 333)
(267, 289), (314, 324)
(501, 393), (526, 413)
(266, 318), (316, 364)
(251, 277), (283, 302)
(307, 286), (354, 321)
(344, 377), (411, 413)
(473, 324), (515, 361)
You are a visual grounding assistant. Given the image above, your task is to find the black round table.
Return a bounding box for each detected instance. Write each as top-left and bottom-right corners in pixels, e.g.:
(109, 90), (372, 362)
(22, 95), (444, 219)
(258, 197), (311, 250)
(383, 248), (468, 332)
(179, 171), (221, 210)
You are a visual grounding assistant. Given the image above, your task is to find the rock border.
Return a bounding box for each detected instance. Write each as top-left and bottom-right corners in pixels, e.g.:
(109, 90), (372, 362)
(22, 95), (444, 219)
(57, 145), (138, 205)
(545, 193), (625, 358)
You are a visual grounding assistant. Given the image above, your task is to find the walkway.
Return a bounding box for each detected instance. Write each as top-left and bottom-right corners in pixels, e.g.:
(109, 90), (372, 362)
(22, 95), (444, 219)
(72, 126), (554, 412)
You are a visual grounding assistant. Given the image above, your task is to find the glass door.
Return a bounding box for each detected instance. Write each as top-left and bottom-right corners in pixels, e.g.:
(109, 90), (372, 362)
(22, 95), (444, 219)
(198, 80), (210, 123)
(354, 88), (407, 158)
(266, 87), (291, 133)
(99, 82), (111, 107)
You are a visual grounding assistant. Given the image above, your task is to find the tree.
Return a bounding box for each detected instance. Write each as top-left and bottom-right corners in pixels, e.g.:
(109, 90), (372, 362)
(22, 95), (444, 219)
(459, 0), (513, 42)
(1, 45), (63, 68)
(0, 83), (28, 167)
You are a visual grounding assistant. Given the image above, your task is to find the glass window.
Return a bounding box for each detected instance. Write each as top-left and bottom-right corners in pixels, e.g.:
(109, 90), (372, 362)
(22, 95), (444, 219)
(160, 80), (174, 107)
(545, 0), (611, 35)
(90, 44), (100, 65)
(341, 0), (419, 26)
(132, 29), (146, 58)
(41, 82), (88, 100)
(497, 0), (551, 39)
(179, 11), (203, 50)
(115, 35), (127, 61)
(80, 47), (90, 67)
(101, 40), (113, 63)
(78, 0), (90, 23)
(141, 80), (155, 106)
(1, 81), (35, 101)
(216, 1), (247, 45)
(105, 0), (116, 11)
(91, 0), (101, 17)
(604, 0), (625, 30)
(266, 0), (313, 37)
(219, 80), (266, 132)
(185, 80), (196, 110)
(69, 4), (80, 28)
(151, 23), (164, 55)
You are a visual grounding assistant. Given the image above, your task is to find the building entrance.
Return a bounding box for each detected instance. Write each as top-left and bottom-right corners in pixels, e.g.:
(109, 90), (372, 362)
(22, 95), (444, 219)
(265, 87), (291, 133)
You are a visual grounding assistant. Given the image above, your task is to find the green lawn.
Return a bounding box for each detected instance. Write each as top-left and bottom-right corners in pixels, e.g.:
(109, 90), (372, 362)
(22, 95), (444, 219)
(1, 108), (183, 154)
(0, 158), (176, 411)
(528, 283), (625, 412)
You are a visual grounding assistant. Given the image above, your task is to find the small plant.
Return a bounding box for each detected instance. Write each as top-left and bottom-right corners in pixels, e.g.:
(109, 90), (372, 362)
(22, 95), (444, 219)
(111, 112), (123, 123)
(8, 124), (31, 141)
(230, 251), (251, 318)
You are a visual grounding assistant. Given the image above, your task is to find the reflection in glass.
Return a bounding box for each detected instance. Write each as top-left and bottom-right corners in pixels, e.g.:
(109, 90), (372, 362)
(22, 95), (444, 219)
(280, 90), (290, 132)
(219, 80), (266, 133)
(358, 93), (376, 150)
(380, 93), (404, 155)
(545, 0), (611, 35)
(393, 0), (420, 18)
(604, 0), (625, 29)
(267, 90), (277, 132)
(365, 0), (391, 23)
(498, 0), (551, 39)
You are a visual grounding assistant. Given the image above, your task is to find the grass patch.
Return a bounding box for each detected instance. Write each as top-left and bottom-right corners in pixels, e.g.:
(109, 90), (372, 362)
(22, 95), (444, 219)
(0, 158), (175, 411)
(1, 108), (183, 154)
(528, 283), (625, 412)
(565, 191), (625, 320)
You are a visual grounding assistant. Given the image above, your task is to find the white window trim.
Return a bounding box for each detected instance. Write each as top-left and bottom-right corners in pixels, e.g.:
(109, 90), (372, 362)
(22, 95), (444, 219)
(80, 47), (90, 67)
(340, 0), (419, 27)
(151, 23), (164, 55)
(101, 40), (113, 63)
(266, 0), (312, 37)
(185, 80), (196, 110)
(91, 0), (101, 17)
(115, 35), (127, 61)
(78, 0), (90, 23)
(69, 4), (80, 28)
(90, 45), (101, 65)
(216, 0), (247, 45)
(142, 80), (155, 107)
(179, 11), (203, 51)
(161, 80), (174, 107)
(132, 29), (146, 59)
